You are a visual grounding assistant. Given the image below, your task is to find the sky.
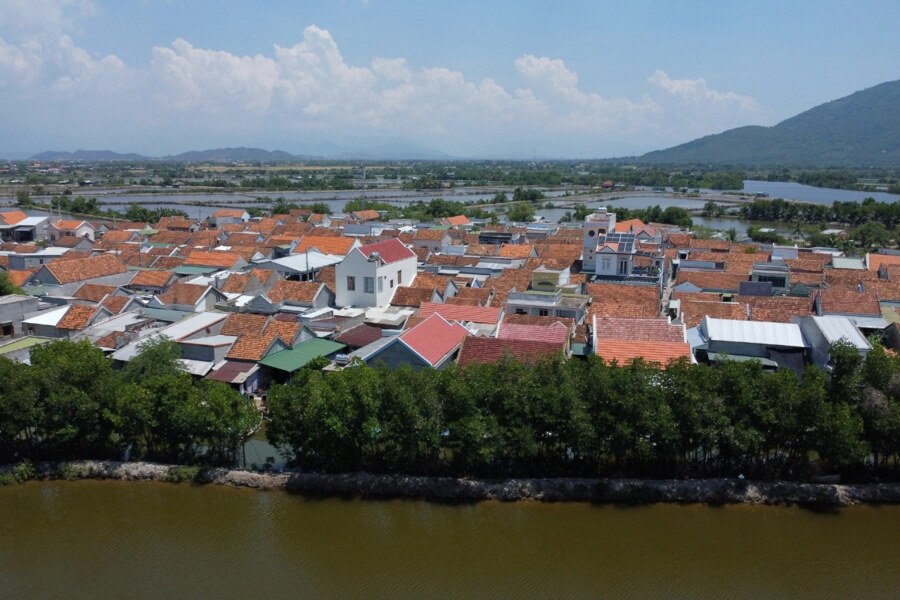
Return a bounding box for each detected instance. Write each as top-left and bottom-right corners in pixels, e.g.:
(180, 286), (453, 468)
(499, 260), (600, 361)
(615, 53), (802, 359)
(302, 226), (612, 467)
(1, 0), (899, 159)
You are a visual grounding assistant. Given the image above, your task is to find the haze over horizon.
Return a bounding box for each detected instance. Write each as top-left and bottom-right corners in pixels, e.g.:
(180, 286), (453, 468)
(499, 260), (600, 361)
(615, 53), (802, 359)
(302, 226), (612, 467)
(2, 0), (899, 159)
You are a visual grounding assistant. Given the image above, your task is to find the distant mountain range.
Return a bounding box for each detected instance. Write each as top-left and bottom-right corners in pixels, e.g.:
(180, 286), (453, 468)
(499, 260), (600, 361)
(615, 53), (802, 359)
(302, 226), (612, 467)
(29, 143), (454, 162)
(635, 80), (900, 167)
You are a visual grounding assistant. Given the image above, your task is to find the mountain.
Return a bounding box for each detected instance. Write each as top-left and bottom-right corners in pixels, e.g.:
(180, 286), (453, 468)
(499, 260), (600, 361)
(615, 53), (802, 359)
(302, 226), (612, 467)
(164, 147), (318, 162)
(30, 149), (152, 161)
(636, 80), (900, 167)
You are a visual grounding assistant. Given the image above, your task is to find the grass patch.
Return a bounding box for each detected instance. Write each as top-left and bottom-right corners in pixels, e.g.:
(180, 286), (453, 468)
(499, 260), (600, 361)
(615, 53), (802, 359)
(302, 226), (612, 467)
(0, 460), (36, 485)
(164, 465), (201, 484)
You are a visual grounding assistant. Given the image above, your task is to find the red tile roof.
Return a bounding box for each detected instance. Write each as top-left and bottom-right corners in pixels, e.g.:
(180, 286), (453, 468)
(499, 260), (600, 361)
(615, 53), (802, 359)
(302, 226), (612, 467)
(497, 322), (569, 344)
(457, 336), (565, 368)
(335, 324), (384, 349)
(594, 317), (686, 343)
(399, 314), (469, 366)
(418, 302), (501, 325)
(358, 238), (416, 264)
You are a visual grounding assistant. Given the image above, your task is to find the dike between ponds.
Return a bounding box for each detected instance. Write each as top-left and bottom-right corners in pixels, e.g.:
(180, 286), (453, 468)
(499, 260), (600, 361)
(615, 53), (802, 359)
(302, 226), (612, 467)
(5, 461), (900, 507)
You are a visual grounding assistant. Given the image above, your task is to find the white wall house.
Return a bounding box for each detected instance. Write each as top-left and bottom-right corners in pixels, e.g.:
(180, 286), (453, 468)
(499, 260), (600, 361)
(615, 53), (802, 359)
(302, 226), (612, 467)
(335, 239), (417, 308)
(582, 209), (616, 272)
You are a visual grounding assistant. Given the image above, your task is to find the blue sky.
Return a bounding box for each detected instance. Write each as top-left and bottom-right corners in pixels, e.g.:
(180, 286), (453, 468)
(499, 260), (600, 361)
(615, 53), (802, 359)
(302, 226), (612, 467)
(1, 0), (898, 158)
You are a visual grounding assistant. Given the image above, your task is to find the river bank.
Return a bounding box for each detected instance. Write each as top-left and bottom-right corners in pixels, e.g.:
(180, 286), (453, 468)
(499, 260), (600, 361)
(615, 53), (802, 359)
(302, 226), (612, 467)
(6, 460), (900, 507)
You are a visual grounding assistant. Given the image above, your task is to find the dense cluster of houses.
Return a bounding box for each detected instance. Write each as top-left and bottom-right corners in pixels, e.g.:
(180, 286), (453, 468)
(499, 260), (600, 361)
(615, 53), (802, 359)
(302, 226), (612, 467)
(1, 204), (898, 396)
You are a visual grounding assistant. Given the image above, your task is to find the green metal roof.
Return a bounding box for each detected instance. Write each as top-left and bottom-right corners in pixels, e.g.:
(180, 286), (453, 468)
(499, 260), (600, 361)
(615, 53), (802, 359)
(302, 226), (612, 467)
(0, 336), (52, 354)
(259, 339), (346, 373)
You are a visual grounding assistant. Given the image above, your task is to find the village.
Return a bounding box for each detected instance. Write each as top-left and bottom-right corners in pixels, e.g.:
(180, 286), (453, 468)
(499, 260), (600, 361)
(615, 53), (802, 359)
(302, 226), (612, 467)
(0, 200), (895, 390)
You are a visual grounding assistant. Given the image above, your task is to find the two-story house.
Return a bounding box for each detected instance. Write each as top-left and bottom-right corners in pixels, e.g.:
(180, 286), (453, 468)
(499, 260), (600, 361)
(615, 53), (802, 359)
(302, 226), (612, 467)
(335, 239), (417, 308)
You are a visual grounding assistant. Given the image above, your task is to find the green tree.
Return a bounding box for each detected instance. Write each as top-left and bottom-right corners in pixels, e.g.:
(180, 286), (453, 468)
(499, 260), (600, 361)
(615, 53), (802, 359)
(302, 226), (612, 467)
(505, 202), (536, 222)
(0, 272), (25, 295)
(15, 188), (32, 207)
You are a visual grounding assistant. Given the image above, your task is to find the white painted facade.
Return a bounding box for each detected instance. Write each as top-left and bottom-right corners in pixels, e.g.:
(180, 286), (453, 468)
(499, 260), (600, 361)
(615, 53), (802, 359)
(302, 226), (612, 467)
(335, 249), (417, 308)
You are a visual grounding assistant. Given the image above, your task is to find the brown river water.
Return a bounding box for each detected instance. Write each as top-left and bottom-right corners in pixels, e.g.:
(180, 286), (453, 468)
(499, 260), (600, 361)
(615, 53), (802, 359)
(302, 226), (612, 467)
(1, 480), (898, 599)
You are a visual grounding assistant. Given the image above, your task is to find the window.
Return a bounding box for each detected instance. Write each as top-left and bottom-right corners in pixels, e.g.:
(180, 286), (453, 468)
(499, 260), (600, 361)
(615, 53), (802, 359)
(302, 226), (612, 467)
(346, 276), (356, 291)
(618, 260), (628, 275)
(397, 270), (403, 285)
(378, 277), (383, 293)
(364, 277), (375, 293)
(601, 257), (611, 271)
(538, 309), (549, 317)
(390, 279), (394, 288)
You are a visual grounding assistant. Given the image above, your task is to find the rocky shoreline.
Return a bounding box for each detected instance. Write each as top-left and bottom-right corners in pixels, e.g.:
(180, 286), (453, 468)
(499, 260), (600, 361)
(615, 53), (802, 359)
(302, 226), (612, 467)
(5, 461), (900, 507)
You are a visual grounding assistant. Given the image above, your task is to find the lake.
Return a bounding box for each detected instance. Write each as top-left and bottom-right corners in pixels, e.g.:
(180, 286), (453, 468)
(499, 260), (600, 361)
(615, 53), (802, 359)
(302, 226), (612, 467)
(1, 481), (898, 599)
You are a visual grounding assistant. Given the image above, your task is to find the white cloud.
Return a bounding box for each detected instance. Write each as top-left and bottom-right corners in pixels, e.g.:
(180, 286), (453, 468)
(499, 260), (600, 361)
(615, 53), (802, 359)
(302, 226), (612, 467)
(151, 38), (279, 112)
(0, 15), (768, 156)
(0, 0), (97, 33)
(648, 69), (760, 112)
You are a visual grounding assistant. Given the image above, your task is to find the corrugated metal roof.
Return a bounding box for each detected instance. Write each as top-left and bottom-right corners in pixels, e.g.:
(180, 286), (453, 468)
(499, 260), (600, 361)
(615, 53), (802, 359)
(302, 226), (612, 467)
(809, 316), (870, 350)
(700, 316), (806, 348)
(259, 339), (346, 372)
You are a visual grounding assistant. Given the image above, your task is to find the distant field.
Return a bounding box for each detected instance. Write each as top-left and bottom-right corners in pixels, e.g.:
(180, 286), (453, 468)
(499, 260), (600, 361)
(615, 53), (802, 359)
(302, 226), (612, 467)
(195, 165), (356, 173)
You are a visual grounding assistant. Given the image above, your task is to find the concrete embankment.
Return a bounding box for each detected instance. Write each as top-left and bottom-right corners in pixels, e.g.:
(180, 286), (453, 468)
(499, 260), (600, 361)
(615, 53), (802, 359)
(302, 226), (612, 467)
(8, 461), (900, 507)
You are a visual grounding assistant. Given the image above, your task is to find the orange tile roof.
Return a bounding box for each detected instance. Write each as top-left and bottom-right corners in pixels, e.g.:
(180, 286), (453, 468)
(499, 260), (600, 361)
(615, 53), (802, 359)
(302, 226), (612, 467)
(391, 286), (437, 307)
(5, 269), (34, 287)
(868, 253), (900, 272)
(413, 229), (448, 241)
(586, 282), (660, 319)
(597, 340), (691, 368)
(263, 320), (301, 345)
(498, 244), (534, 258)
(183, 250), (242, 270)
(265, 279), (323, 304)
(0, 210), (27, 225)
(444, 215), (470, 227)
(221, 313), (268, 337)
(293, 236), (357, 255)
(226, 329), (283, 361)
(352, 209), (381, 222)
(214, 209), (249, 218)
(58, 305), (97, 331)
(817, 288), (881, 316)
(151, 256), (187, 270)
(45, 254), (127, 284)
(675, 270), (748, 292)
(101, 295), (129, 314)
(220, 273), (252, 294)
(157, 282), (209, 306)
(131, 269), (175, 289)
(52, 219), (90, 230)
(678, 300), (748, 328)
(594, 316), (685, 343)
(73, 283), (118, 302)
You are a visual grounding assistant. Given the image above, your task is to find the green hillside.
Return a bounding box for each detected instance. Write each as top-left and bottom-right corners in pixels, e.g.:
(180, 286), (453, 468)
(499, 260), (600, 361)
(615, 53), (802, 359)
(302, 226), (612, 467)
(637, 80), (900, 167)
